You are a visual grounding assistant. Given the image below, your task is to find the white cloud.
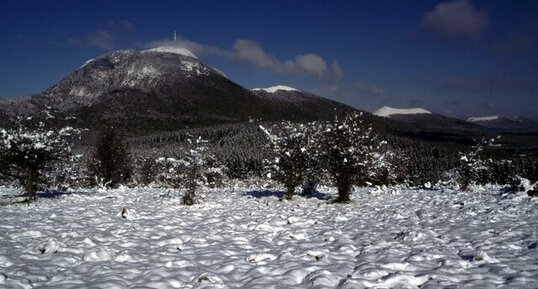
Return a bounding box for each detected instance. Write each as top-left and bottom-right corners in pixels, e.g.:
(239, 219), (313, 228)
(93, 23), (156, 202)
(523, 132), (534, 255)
(147, 37), (342, 82)
(69, 30), (115, 50)
(421, 0), (489, 40)
(233, 40), (277, 68)
(69, 19), (135, 50)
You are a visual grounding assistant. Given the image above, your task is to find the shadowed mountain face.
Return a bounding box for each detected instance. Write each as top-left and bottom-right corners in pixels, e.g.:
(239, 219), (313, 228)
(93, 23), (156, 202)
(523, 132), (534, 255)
(0, 48), (355, 132)
(387, 113), (482, 133)
(250, 86), (358, 122)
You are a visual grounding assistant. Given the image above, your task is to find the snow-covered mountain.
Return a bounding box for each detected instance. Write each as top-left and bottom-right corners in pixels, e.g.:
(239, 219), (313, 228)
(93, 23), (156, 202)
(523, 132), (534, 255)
(0, 47), (354, 131)
(252, 85), (300, 93)
(467, 115), (538, 131)
(373, 105), (481, 134)
(467, 115), (500, 123)
(373, 106), (431, 118)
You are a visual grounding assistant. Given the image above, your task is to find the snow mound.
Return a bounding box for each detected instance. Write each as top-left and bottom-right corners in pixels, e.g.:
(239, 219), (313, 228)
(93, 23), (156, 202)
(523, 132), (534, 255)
(467, 115), (500, 122)
(252, 85), (300, 93)
(373, 106), (431, 117)
(142, 46), (198, 59)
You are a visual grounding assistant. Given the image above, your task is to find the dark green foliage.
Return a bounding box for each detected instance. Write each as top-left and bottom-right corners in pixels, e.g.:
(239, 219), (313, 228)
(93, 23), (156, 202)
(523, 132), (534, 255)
(380, 134), (461, 186)
(483, 155), (538, 185)
(124, 119), (538, 191)
(0, 122), (79, 201)
(88, 127), (131, 188)
(134, 156), (159, 186)
(182, 155), (201, 206)
(130, 122), (268, 180)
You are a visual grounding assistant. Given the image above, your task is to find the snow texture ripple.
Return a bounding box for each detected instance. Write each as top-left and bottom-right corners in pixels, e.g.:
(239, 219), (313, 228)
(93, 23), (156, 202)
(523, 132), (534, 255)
(0, 186), (537, 288)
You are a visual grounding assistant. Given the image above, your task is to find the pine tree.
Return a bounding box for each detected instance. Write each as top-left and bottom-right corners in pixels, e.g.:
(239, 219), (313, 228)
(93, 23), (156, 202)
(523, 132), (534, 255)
(0, 120), (80, 201)
(88, 127), (131, 188)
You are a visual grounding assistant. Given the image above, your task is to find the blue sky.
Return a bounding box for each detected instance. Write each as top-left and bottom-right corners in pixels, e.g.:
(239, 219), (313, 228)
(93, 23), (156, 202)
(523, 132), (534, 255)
(1, 0), (537, 119)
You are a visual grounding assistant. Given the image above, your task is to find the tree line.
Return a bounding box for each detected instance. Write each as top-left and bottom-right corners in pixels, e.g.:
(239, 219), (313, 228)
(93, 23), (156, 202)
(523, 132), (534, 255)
(1, 113), (537, 203)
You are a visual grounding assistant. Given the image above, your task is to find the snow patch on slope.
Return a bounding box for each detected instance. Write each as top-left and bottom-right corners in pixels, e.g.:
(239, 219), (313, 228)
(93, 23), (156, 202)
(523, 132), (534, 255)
(373, 106), (431, 117)
(180, 60), (210, 76)
(69, 87), (90, 98)
(252, 85), (300, 93)
(143, 46), (198, 59)
(122, 65), (162, 87)
(468, 116), (500, 122)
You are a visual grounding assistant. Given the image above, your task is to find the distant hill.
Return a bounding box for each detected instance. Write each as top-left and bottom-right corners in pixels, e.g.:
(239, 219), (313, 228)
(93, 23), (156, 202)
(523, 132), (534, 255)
(372, 106), (483, 139)
(250, 85), (358, 121)
(373, 106), (431, 117)
(467, 115), (538, 132)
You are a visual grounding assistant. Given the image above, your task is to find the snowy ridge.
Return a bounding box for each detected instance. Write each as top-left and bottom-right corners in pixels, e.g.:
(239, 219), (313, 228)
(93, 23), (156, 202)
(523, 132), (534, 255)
(142, 46), (198, 59)
(373, 106), (432, 117)
(467, 116), (500, 122)
(252, 85), (300, 93)
(80, 59), (94, 68)
(211, 66), (227, 78)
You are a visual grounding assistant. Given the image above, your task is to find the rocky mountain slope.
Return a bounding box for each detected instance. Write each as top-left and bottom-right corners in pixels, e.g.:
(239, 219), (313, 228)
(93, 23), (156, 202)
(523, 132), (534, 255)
(0, 47), (355, 132)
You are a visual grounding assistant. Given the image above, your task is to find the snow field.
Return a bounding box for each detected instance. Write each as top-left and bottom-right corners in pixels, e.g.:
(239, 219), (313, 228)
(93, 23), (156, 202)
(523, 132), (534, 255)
(0, 186), (537, 288)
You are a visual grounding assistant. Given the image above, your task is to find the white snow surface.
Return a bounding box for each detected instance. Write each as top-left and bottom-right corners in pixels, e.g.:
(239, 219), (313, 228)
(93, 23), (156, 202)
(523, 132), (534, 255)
(252, 85), (300, 93)
(0, 185), (537, 288)
(373, 106), (432, 117)
(468, 116), (500, 122)
(143, 46), (198, 59)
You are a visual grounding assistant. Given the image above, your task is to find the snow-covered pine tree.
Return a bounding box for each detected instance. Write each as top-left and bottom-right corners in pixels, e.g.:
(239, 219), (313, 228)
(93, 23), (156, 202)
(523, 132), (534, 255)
(51, 153), (87, 190)
(321, 112), (386, 202)
(368, 145), (408, 186)
(455, 137), (497, 190)
(134, 156), (159, 186)
(259, 121), (318, 200)
(156, 136), (223, 205)
(0, 119), (80, 201)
